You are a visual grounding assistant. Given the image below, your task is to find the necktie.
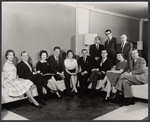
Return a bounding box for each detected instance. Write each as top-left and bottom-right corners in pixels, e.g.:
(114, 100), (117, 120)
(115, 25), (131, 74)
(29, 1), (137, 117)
(121, 43), (124, 52)
(56, 57), (59, 64)
(100, 58), (104, 66)
(83, 57), (86, 63)
(97, 44), (99, 50)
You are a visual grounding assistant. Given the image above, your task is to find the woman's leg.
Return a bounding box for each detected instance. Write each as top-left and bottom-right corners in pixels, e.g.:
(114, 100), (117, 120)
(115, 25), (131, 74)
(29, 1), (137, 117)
(71, 76), (78, 93)
(26, 90), (39, 106)
(51, 76), (62, 91)
(105, 79), (112, 99)
(48, 79), (61, 98)
(97, 75), (107, 89)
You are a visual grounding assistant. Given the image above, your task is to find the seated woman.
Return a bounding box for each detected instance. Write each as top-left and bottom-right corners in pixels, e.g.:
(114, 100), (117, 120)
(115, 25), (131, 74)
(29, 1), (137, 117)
(36, 50), (62, 99)
(97, 52), (128, 101)
(64, 50), (78, 93)
(3, 50), (41, 108)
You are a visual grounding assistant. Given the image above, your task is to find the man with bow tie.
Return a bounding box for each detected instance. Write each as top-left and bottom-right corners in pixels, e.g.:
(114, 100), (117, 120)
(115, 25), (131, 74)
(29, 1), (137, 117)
(111, 49), (147, 106)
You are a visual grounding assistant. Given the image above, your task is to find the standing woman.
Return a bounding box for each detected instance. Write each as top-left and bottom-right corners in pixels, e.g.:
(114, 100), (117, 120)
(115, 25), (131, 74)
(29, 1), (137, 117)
(3, 50), (41, 108)
(64, 50), (78, 93)
(97, 52), (128, 101)
(36, 50), (62, 98)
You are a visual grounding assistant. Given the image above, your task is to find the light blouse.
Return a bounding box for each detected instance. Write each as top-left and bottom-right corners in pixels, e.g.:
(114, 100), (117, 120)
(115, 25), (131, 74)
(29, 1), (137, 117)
(64, 58), (77, 70)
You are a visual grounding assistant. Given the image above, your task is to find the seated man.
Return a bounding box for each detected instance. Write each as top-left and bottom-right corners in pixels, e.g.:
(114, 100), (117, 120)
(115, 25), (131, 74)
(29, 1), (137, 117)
(17, 51), (52, 105)
(48, 46), (65, 81)
(112, 49), (147, 106)
(77, 49), (93, 90)
(80, 49), (112, 98)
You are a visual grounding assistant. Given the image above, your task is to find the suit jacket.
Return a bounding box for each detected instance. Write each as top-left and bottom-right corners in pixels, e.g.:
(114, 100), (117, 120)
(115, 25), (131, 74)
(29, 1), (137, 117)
(129, 57), (147, 83)
(89, 44), (105, 59)
(48, 55), (65, 74)
(117, 41), (133, 61)
(95, 58), (112, 72)
(17, 61), (34, 79)
(105, 37), (117, 58)
(78, 55), (93, 74)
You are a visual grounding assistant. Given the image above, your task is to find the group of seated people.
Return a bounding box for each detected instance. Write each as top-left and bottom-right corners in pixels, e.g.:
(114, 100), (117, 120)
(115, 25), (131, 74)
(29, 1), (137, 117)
(2, 30), (147, 108)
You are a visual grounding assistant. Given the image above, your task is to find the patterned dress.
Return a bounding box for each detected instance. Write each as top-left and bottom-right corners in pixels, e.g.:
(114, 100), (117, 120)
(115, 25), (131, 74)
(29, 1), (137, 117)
(106, 60), (128, 86)
(3, 60), (33, 97)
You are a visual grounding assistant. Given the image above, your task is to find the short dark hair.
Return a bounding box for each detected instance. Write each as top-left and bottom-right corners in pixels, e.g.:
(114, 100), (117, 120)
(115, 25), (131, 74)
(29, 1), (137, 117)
(39, 50), (48, 58)
(81, 49), (88, 52)
(95, 36), (101, 40)
(67, 49), (74, 57)
(101, 48), (107, 53)
(54, 46), (61, 51)
(5, 49), (15, 59)
(132, 48), (139, 53)
(105, 29), (111, 34)
(21, 51), (27, 56)
(116, 52), (124, 58)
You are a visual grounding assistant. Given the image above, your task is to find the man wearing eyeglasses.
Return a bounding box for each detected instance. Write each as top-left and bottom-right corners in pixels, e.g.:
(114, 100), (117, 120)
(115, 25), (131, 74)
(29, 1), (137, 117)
(104, 29), (117, 65)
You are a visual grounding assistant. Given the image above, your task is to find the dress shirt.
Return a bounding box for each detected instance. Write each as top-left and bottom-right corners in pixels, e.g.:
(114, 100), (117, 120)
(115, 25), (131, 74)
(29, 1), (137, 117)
(23, 61), (32, 72)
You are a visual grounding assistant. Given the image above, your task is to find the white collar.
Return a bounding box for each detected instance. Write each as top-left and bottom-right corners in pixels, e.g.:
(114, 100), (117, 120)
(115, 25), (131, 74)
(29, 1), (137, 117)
(108, 36), (112, 41)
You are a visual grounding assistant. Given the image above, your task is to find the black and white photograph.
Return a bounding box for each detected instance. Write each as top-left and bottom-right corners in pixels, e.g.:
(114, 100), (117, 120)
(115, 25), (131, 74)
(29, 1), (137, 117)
(1, 1), (148, 120)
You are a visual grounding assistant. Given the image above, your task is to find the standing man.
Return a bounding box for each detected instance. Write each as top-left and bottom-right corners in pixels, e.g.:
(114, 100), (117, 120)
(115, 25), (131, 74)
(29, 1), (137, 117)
(48, 46), (65, 81)
(104, 29), (117, 65)
(77, 49), (93, 91)
(17, 51), (51, 105)
(117, 34), (133, 65)
(89, 36), (105, 67)
(112, 49), (147, 106)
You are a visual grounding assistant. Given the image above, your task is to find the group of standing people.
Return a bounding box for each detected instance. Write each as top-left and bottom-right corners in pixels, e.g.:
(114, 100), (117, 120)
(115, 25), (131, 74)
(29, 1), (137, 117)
(2, 29), (147, 108)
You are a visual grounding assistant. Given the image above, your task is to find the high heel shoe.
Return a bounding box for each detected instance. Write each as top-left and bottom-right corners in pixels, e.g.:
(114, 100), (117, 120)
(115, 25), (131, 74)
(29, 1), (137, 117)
(31, 103), (43, 108)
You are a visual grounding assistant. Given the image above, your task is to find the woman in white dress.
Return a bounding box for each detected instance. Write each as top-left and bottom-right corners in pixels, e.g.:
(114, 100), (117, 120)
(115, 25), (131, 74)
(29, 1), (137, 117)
(3, 50), (41, 108)
(64, 50), (78, 93)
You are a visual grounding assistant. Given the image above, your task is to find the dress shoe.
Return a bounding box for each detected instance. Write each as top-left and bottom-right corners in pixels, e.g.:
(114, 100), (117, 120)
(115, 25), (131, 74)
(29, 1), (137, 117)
(124, 98), (135, 106)
(39, 100), (46, 105)
(32, 103), (43, 108)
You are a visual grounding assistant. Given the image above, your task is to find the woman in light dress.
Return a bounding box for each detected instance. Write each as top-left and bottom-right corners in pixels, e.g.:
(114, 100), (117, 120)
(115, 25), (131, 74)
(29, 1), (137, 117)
(36, 50), (62, 98)
(97, 52), (128, 101)
(64, 50), (78, 93)
(3, 50), (41, 108)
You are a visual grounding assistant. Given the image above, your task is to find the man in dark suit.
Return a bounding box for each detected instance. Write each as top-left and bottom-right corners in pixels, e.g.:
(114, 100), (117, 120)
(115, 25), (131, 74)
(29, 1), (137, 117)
(77, 49), (93, 90)
(48, 46), (65, 81)
(17, 51), (51, 105)
(117, 34), (133, 65)
(87, 49), (112, 98)
(112, 49), (147, 106)
(89, 36), (105, 66)
(104, 29), (117, 65)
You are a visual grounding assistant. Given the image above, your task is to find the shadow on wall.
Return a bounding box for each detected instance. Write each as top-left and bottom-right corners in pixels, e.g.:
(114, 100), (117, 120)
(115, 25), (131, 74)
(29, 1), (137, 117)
(71, 36), (75, 53)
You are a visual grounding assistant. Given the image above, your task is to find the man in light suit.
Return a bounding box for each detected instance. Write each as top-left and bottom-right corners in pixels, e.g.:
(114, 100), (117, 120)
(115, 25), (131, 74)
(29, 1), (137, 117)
(89, 36), (105, 67)
(117, 34), (133, 65)
(104, 29), (117, 65)
(17, 51), (52, 105)
(112, 49), (147, 106)
(77, 49), (93, 90)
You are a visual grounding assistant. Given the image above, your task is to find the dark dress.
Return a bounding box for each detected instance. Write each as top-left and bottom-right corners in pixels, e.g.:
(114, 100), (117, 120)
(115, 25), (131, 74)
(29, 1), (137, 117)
(36, 61), (52, 81)
(106, 60), (128, 86)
